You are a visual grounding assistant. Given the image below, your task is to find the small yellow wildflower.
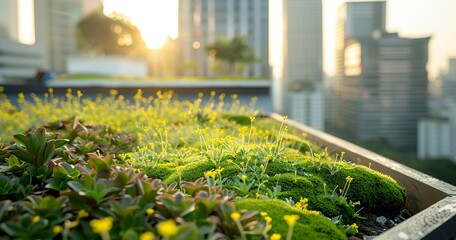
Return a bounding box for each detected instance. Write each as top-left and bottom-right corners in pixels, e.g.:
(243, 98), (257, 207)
(241, 175), (248, 182)
(261, 212), (268, 217)
(146, 208), (155, 215)
(48, 88), (53, 93)
(265, 216), (272, 223)
(294, 197), (309, 211)
(270, 233), (282, 240)
(283, 215), (299, 227)
(231, 212), (241, 221)
(157, 219), (179, 237)
(303, 209), (320, 216)
(53, 225), (62, 234)
(32, 216), (40, 224)
(139, 231), (155, 240)
(215, 167), (224, 174)
(346, 176), (353, 183)
(90, 217), (113, 234)
(77, 209), (89, 219)
(205, 170), (216, 179)
(250, 117), (256, 122)
(351, 223), (359, 233)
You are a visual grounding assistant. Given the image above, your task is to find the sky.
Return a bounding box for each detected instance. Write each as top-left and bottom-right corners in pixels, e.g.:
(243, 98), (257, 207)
(102, 0), (456, 79)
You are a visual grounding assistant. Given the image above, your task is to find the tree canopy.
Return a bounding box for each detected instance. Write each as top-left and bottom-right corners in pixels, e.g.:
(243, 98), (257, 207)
(76, 12), (147, 57)
(206, 37), (255, 75)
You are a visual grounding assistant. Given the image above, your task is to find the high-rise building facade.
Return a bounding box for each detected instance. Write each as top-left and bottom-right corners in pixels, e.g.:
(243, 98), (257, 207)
(35, 0), (102, 72)
(177, 0), (269, 77)
(418, 58), (456, 163)
(0, 0), (45, 83)
(270, 0), (324, 130)
(330, 1), (429, 151)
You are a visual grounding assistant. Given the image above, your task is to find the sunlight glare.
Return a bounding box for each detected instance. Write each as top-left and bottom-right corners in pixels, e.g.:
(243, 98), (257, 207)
(18, 0), (35, 45)
(103, 0), (178, 50)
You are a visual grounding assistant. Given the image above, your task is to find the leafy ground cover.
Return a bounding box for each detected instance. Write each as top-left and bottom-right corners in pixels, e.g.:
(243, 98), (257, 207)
(0, 87), (406, 239)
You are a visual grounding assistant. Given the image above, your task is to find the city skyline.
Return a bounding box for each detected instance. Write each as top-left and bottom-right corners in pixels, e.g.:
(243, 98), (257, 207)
(102, 0), (456, 79)
(9, 0), (456, 79)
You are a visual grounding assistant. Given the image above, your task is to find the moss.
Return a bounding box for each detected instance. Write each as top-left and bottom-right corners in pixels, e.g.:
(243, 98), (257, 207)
(142, 163), (176, 180)
(163, 160), (240, 184)
(220, 113), (251, 125)
(235, 199), (346, 240)
(308, 163), (406, 217)
(266, 173), (350, 219)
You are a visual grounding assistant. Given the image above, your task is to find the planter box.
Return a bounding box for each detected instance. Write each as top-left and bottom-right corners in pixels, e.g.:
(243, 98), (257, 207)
(269, 113), (456, 240)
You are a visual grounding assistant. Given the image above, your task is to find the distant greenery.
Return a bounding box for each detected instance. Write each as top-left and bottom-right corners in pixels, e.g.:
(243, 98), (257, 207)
(206, 37), (256, 75)
(326, 126), (456, 185)
(76, 12), (147, 57)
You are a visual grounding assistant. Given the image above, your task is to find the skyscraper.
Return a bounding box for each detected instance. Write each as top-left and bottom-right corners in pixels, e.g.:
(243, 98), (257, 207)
(0, 0), (45, 83)
(331, 1), (429, 151)
(35, 0), (102, 72)
(270, 0), (324, 130)
(177, 0), (269, 77)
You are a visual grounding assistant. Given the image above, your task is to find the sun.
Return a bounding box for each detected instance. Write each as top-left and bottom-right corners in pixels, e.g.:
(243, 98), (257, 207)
(103, 0), (178, 50)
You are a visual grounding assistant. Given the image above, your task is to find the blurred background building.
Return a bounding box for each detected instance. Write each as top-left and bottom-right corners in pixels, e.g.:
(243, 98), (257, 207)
(327, 1), (430, 151)
(177, 0), (269, 77)
(419, 58), (456, 163)
(0, 0), (45, 83)
(35, 0), (102, 72)
(0, 0), (101, 83)
(270, 0), (324, 130)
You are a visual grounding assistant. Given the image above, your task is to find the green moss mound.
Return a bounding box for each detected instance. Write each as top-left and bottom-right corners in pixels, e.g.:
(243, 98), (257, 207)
(235, 199), (346, 240)
(160, 153), (406, 219)
(311, 165), (406, 217)
(143, 162), (176, 179)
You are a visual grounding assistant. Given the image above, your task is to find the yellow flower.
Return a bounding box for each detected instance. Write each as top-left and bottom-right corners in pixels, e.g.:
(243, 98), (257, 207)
(270, 233), (282, 240)
(250, 117), (256, 122)
(283, 215), (299, 227)
(303, 209), (320, 216)
(353, 201), (361, 206)
(53, 225), (62, 234)
(90, 217), (113, 234)
(265, 216), (272, 223)
(261, 212), (268, 217)
(351, 223), (359, 233)
(77, 209), (89, 219)
(139, 231), (155, 240)
(205, 170), (216, 179)
(32, 216), (40, 224)
(241, 175), (248, 182)
(157, 220), (179, 237)
(231, 212), (241, 221)
(346, 176), (353, 183)
(146, 208), (155, 215)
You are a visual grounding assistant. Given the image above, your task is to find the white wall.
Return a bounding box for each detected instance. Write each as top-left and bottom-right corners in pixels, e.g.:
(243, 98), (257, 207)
(66, 56), (148, 77)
